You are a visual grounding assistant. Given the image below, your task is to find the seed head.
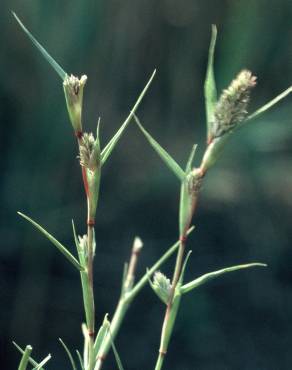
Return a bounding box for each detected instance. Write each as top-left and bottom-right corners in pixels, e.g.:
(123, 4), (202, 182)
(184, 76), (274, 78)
(212, 70), (257, 138)
(152, 271), (172, 304)
(186, 168), (203, 196)
(79, 132), (100, 170)
(63, 74), (87, 133)
(78, 234), (88, 250)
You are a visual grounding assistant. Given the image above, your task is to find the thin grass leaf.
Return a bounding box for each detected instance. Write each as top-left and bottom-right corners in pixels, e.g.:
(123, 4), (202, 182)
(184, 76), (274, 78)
(17, 345), (32, 370)
(18, 212), (83, 271)
(185, 144), (197, 173)
(76, 350), (85, 370)
(181, 263), (267, 294)
(134, 115), (185, 181)
(94, 315), (110, 358)
(32, 354), (51, 370)
(12, 12), (67, 80)
(13, 342), (44, 370)
(72, 220), (86, 267)
(108, 332), (125, 370)
(128, 226), (194, 301)
(59, 338), (77, 370)
(178, 251), (192, 286)
(245, 86), (292, 122)
(101, 70), (156, 165)
(204, 24), (218, 138)
(82, 323), (90, 370)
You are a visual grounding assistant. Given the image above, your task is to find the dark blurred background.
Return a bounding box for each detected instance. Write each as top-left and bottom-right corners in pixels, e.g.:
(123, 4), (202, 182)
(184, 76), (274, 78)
(1, 1), (292, 369)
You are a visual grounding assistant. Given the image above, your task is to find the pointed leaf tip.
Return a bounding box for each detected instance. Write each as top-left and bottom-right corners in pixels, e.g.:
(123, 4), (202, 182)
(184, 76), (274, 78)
(100, 70), (156, 165)
(134, 114), (185, 181)
(18, 211), (83, 271)
(181, 262), (267, 294)
(59, 338), (77, 370)
(204, 24), (218, 141)
(13, 12), (67, 80)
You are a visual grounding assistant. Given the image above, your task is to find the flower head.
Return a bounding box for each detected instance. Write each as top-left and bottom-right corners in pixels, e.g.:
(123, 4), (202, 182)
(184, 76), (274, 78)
(212, 70), (257, 139)
(63, 74), (87, 133)
(78, 132), (100, 171)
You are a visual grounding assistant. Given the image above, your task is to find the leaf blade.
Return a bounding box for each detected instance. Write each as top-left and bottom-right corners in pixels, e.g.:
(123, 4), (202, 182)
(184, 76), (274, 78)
(18, 212), (83, 271)
(245, 86), (292, 122)
(185, 144), (197, 173)
(181, 263), (267, 294)
(59, 338), (77, 370)
(76, 350), (85, 370)
(101, 70), (156, 165)
(12, 12), (67, 80)
(134, 115), (185, 181)
(94, 315), (110, 359)
(204, 24), (218, 140)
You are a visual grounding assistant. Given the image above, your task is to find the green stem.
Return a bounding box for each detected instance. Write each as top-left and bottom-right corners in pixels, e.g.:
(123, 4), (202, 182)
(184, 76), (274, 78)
(154, 353), (165, 370)
(86, 198), (96, 370)
(18, 345), (32, 370)
(93, 229), (194, 370)
(94, 298), (129, 370)
(155, 293), (181, 368)
(171, 239), (186, 293)
(156, 238), (185, 356)
(154, 190), (198, 370)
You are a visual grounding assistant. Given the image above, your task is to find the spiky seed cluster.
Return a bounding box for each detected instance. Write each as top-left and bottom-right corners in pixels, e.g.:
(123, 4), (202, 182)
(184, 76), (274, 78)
(153, 271), (172, 304)
(78, 234), (88, 250)
(79, 133), (99, 170)
(212, 70), (257, 138)
(63, 74), (87, 132)
(78, 233), (96, 257)
(63, 74), (87, 96)
(186, 168), (203, 196)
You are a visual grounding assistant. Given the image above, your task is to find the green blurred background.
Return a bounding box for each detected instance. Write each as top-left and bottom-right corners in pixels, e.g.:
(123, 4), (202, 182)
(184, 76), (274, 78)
(1, 0), (292, 369)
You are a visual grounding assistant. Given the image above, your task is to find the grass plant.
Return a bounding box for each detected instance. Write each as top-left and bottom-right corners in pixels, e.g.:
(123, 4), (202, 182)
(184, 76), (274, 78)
(12, 13), (291, 370)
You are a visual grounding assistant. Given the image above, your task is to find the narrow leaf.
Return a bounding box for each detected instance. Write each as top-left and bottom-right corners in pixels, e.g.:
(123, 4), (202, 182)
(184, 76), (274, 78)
(32, 354), (51, 370)
(12, 12), (67, 80)
(178, 250), (192, 286)
(18, 212), (83, 271)
(134, 115), (185, 181)
(82, 324), (89, 370)
(72, 220), (86, 267)
(108, 331), (125, 370)
(181, 263), (267, 294)
(128, 226), (195, 301)
(94, 314), (110, 358)
(59, 338), (77, 370)
(13, 342), (44, 370)
(245, 86), (292, 122)
(17, 345), (32, 370)
(76, 350), (85, 370)
(204, 24), (218, 139)
(101, 70), (156, 165)
(185, 144), (197, 173)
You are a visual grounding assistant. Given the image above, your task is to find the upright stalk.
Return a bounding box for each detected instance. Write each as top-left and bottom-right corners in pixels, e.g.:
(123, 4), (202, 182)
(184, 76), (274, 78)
(77, 131), (99, 370)
(154, 238), (186, 370)
(94, 237), (142, 370)
(154, 181), (200, 370)
(86, 208), (96, 370)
